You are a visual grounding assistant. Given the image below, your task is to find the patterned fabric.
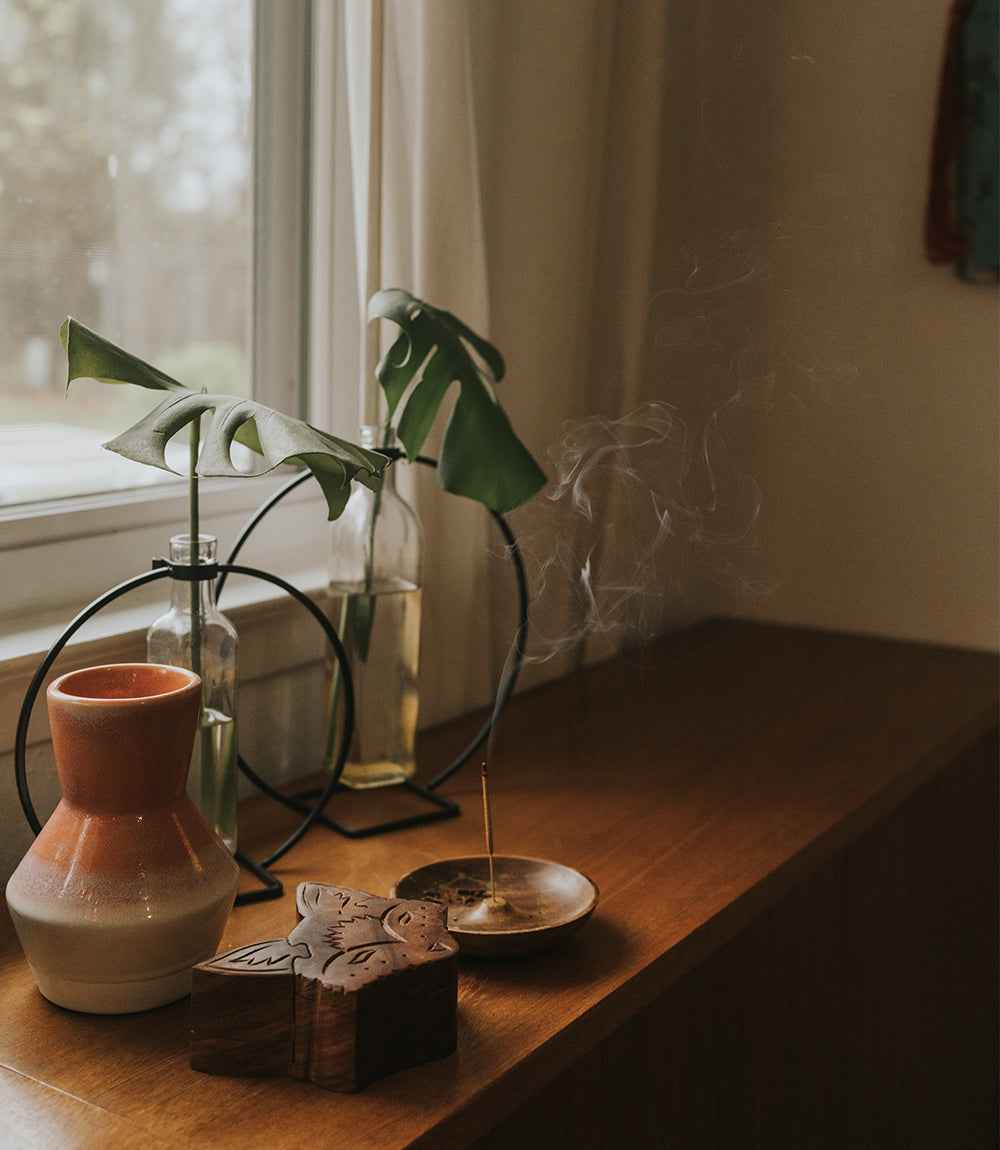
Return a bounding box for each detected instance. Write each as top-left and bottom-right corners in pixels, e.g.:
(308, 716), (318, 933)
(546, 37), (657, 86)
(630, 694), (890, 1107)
(925, 0), (999, 283)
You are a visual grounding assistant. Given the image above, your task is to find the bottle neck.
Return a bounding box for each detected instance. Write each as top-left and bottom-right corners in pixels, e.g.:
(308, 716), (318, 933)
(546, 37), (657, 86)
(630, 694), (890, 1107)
(360, 424), (400, 493)
(359, 424), (396, 452)
(167, 534), (220, 613)
(170, 577), (219, 614)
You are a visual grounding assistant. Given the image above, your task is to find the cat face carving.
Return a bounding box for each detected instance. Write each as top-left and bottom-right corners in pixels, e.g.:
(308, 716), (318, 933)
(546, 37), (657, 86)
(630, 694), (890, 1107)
(196, 882), (457, 988)
(288, 882), (457, 984)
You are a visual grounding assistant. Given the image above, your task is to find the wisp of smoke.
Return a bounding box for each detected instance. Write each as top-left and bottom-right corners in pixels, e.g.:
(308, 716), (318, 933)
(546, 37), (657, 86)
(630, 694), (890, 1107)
(506, 400), (763, 666)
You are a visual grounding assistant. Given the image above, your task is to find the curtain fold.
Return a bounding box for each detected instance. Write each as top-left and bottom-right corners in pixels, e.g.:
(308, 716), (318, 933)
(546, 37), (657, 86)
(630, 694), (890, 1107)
(344, 0), (496, 726)
(344, 0), (490, 374)
(342, 0), (672, 725)
(468, 1), (673, 681)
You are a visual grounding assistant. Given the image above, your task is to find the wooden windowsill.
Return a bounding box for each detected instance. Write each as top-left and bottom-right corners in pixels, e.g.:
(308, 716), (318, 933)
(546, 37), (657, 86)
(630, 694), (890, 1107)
(1, 617), (996, 1147)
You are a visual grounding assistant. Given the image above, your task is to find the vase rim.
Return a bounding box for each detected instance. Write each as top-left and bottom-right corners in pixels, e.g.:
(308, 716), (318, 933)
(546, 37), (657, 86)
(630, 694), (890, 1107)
(48, 663), (201, 705)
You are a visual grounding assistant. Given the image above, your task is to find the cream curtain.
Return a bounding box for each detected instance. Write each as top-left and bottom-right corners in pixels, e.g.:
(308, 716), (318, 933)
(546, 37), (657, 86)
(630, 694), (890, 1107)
(344, 0), (495, 727)
(342, 0), (671, 726)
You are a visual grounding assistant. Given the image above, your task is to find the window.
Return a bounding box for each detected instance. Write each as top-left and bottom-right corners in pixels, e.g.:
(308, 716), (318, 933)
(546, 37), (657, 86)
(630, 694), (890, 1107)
(0, 0), (255, 503)
(0, 0), (336, 639)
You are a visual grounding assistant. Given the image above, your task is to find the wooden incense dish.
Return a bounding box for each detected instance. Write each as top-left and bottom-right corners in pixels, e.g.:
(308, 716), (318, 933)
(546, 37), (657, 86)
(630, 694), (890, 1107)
(392, 855), (599, 958)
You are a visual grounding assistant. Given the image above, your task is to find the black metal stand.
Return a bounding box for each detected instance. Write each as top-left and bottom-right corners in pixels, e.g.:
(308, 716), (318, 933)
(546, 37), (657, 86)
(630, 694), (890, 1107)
(14, 457), (529, 904)
(13, 560), (357, 905)
(219, 453), (529, 824)
(253, 778), (460, 840)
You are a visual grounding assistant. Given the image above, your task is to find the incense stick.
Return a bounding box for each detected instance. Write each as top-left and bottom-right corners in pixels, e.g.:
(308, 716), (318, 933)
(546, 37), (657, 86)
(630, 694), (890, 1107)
(480, 763), (497, 903)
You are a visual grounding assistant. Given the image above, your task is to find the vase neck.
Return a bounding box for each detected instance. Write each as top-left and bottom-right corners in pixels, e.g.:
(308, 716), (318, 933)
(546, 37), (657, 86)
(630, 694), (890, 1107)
(48, 674), (203, 812)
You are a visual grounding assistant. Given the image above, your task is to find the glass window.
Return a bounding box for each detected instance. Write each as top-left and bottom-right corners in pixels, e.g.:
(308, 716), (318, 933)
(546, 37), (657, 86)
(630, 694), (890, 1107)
(0, 0), (252, 504)
(0, 0), (320, 633)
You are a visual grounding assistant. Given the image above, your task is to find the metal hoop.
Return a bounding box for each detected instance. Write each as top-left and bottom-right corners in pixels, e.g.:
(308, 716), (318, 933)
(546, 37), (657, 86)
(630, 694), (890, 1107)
(220, 454), (529, 791)
(13, 562), (355, 902)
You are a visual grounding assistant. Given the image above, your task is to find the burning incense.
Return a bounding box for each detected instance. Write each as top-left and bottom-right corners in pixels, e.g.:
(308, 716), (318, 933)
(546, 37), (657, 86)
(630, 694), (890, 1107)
(481, 763), (498, 904)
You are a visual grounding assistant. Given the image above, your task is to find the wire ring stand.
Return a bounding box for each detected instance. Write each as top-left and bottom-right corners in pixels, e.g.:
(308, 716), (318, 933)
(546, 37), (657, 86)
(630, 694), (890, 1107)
(14, 455), (529, 905)
(14, 562), (356, 905)
(219, 453), (529, 827)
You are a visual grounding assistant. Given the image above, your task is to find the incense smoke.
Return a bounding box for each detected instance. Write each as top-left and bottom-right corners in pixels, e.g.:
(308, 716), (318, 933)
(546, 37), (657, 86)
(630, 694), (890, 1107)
(505, 398), (764, 666)
(504, 204), (865, 669)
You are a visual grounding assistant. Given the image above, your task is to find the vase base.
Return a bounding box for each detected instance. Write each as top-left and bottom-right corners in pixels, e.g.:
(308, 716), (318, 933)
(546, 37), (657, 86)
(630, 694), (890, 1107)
(340, 758), (415, 790)
(30, 965), (194, 1014)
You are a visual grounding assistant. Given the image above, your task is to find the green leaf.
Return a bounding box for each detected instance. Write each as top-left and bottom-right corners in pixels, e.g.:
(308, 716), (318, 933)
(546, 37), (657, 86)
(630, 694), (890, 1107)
(61, 316), (188, 394)
(345, 591), (377, 664)
(61, 318), (388, 520)
(439, 384), (550, 516)
(367, 288), (546, 513)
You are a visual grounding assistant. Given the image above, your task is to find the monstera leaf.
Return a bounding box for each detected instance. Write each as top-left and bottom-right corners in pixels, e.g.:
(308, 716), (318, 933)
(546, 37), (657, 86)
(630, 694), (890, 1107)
(60, 318), (387, 520)
(368, 289), (546, 513)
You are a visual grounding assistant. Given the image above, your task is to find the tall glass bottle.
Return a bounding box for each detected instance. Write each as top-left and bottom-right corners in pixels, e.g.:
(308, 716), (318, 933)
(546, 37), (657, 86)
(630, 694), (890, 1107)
(327, 426), (423, 788)
(147, 534), (239, 852)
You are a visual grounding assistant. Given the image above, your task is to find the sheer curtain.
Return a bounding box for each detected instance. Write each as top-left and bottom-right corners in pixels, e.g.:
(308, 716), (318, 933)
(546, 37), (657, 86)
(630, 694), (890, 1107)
(344, 0), (496, 726)
(341, 0), (670, 725)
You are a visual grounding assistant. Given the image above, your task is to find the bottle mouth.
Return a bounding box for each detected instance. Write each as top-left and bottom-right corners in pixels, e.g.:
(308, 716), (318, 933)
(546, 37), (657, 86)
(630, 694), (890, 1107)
(359, 424), (398, 452)
(165, 533), (218, 569)
(169, 533), (216, 545)
(48, 663), (201, 704)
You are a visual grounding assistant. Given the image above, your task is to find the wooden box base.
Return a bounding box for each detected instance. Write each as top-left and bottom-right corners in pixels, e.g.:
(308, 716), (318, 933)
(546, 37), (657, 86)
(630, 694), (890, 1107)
(191, 882), (459, 1092)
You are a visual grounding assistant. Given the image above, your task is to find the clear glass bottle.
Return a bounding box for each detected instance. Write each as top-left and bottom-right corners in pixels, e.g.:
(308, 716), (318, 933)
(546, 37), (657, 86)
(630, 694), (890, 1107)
(147, 534), (239, 851)
(327, 426), (423, 788)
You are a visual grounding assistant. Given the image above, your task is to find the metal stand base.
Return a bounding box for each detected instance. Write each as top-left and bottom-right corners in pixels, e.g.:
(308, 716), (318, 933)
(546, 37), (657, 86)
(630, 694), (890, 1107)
(14, 461), (528, 905)
(234, 850), (285, 905)
(289, 779), (460, 839)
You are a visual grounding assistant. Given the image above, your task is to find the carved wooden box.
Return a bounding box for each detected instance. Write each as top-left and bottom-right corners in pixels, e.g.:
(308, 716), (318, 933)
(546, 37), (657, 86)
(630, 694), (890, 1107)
(190, 882), (459, 1092)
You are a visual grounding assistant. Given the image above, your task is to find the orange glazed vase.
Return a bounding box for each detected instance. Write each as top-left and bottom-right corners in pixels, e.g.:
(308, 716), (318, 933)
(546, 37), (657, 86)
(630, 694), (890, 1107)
(5, 663), (240, 1014)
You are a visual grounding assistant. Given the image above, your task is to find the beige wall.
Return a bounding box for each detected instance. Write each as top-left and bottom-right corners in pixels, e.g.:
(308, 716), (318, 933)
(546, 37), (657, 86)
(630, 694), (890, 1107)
(473, 0), (997, 660)
(667, 0), (999, 651)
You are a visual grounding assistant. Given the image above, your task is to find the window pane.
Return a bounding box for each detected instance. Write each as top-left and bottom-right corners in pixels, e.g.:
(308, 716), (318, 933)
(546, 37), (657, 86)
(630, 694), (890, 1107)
(0, 0), (252, 505)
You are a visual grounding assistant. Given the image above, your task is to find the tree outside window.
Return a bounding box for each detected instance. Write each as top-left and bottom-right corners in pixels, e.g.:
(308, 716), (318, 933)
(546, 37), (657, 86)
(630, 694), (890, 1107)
(0, 0), (252, 503)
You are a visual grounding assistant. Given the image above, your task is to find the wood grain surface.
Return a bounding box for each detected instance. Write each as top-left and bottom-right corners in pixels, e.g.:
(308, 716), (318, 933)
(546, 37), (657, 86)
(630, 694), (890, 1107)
(0, 619), (996, 1148)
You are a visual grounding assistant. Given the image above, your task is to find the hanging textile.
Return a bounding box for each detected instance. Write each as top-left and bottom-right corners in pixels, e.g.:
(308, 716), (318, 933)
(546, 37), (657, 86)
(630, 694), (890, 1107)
(925, 0), (999, 282)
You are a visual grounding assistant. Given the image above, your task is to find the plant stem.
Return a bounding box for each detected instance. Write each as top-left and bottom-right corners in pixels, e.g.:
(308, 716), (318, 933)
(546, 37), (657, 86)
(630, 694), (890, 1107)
(323, 422), (390, 769)
(322, 592), (353, 767)
(188, 414), (215, 817)
(189, 414), (200, 544)
(188, 416), (202, 680)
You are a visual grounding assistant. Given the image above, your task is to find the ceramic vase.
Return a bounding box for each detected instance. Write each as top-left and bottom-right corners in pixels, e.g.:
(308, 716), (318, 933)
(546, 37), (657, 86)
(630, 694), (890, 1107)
(5, 663), (240, 1014)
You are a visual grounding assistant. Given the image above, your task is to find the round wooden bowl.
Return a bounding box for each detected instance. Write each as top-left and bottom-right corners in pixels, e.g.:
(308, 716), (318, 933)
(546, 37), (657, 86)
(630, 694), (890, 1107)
(391, 855), (599, 957)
